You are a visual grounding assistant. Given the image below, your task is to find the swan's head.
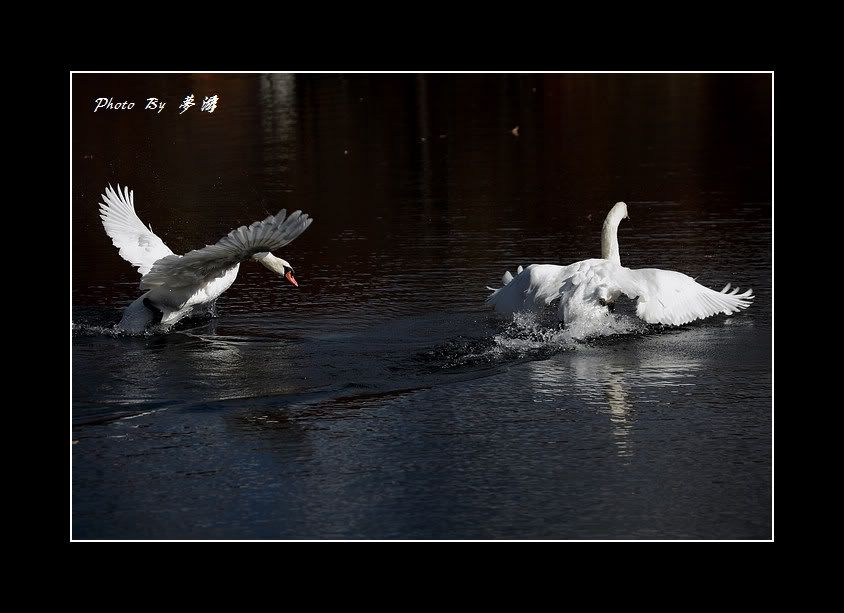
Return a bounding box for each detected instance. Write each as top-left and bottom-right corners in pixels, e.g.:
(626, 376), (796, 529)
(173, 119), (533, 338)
(253, 252), (298, 287)
(610, 201), (629, 221)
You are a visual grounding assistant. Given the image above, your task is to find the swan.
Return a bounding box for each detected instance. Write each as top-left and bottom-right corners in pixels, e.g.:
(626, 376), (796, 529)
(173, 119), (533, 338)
(486, 202), (753, 326)
(98, 184), (313, 333)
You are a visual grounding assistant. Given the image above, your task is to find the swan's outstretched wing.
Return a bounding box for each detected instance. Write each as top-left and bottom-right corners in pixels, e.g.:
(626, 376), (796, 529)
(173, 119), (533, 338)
(486, 264), (572, 314)
(140, 209), (313, 289)
(488, 259), (754, 326)
(99, 184), (174, 275)
(611, 267), (754, 326)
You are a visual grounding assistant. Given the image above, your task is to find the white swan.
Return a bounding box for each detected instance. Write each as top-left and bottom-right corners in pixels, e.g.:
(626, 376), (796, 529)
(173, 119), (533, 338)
(99, 184), (313, 333)
(486, 202), (753, 326)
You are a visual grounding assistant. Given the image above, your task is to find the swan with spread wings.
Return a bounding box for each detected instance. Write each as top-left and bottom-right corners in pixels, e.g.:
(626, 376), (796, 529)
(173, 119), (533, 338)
(487, 202), (753, 326)
(99, 184), (313, 333)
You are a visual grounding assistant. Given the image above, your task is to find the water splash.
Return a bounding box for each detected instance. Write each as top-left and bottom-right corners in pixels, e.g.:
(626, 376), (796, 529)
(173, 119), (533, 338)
(425, 310), (650, 369)
(72, 322), (125, 337)
(71, 322), (173, 338)
(490, 311), (646, 355)
(562, 310), (649, 341)
(489, 312), (575, 356)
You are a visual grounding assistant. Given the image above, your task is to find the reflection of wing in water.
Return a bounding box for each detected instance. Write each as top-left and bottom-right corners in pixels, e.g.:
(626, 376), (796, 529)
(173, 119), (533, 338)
(525, 350), (700, 457)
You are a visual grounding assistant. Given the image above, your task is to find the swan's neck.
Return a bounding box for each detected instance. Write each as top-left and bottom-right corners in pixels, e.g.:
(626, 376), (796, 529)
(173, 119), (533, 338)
(601, 215), (622, 265)
(253, 252), (284, 274)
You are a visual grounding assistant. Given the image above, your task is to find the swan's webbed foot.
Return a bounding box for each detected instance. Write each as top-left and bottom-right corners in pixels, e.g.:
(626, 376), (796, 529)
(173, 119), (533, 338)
(207, 300), (218, 318)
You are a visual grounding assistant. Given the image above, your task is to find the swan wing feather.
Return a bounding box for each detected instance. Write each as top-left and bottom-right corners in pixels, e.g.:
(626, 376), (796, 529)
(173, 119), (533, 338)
(487, 263), (574, 314)
(99, 184), (175, 275)
(612, 267), (754, 325)
(140, 209), (313, 289)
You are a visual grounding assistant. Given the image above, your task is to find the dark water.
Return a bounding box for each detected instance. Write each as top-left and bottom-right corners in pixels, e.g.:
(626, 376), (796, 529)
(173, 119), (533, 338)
(72, 74), (772, 539)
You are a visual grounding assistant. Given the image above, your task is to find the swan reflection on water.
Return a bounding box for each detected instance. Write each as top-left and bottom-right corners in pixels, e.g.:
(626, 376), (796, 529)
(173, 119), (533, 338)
(525, 350), (701, 458)
(79, 319), (306, 413)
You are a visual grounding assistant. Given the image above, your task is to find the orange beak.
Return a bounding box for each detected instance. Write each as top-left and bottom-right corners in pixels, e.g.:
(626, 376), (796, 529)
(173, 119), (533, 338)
(284, 271), (299, 287)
